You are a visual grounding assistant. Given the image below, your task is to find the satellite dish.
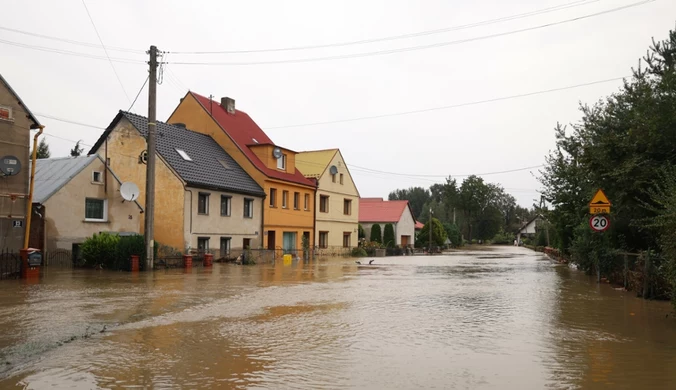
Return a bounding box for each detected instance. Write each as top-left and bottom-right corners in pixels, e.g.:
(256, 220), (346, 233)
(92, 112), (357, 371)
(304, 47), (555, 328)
(329, 165), (338, 175)
(272, 147), (283, 159)
(139, 150), (148, 164)
(120, 182), (140, 201)
(0, 155), (21, 177)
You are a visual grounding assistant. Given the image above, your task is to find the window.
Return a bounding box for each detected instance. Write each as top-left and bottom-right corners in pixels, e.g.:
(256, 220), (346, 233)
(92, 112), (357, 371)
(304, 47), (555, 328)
(85, 198), (106, 221)
(0, 105), (13, 121)
(340, 174), (344, 185)
(198, 192), (210, 214)
(332, 174), (336, 183)
(282, 190), (288, 208)
(293, 192), (300, 210)
(220, 195), (231, 216)
(343, 199), (352, 215)
(320, 195), (329, 213)
(243, 238), (251, 249)
(304, 194), (310, 210)
(343, 232), (351, 248)
(319, 232), (329, 248)
(92, 171), (102, 183)
(220, 237), (231, 257)
(244, 198), (254, 218)
(175, 148), (192, 161)
(269, 188), (277, 207)
(197, 237), (210, 252)
(277, 154), (286, 170)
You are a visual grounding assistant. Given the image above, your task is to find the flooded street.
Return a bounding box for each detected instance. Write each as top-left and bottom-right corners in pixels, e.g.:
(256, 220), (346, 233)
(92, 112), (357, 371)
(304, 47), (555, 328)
(0, 246), (674, 389)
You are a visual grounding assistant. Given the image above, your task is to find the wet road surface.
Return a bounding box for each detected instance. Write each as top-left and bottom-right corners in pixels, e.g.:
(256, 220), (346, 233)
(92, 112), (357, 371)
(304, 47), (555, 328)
(0, 246), (674, 389)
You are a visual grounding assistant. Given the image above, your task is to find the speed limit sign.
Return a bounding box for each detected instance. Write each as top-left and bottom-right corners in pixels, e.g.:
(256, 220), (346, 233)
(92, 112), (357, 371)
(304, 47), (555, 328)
(589, 215), (610, 232)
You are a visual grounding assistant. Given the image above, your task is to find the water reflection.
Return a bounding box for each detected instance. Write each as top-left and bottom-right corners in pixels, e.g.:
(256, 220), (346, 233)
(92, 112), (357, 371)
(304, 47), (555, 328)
(0, 247), (673, 389)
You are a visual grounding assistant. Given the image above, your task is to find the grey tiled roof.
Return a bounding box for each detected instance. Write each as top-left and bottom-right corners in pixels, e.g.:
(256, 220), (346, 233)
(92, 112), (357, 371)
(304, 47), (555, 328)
(120, 111), (265, 197)
(32, 155), (98, 203)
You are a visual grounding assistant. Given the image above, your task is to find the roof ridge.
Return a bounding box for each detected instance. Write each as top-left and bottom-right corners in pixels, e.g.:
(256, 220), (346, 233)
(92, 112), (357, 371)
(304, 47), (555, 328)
(120, 111), (214, 140)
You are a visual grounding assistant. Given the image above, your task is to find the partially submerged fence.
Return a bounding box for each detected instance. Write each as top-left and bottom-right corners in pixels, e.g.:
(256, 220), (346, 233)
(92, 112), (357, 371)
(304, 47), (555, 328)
(0, 249), (21, 280)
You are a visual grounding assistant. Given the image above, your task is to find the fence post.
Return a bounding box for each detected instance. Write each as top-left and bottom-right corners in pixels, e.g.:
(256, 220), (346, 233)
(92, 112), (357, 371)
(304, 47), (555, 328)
(623, 253), (628, 290)
(643, 250), (651, 299)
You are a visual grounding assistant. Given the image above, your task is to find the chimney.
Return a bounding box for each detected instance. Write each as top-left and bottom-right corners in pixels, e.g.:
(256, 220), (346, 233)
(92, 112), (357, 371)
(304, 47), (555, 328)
(221, 97), (235, 115)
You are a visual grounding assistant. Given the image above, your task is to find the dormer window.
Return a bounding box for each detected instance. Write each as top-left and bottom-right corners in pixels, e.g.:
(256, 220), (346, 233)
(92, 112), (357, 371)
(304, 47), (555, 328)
(176, 148), (192, 161)
(277, 154), (286, 170)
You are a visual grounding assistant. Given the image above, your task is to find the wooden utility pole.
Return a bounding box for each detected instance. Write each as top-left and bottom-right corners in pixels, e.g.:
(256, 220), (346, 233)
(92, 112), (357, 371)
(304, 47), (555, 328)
(144, 45), (158, 270)
(428, 207), (433, 255)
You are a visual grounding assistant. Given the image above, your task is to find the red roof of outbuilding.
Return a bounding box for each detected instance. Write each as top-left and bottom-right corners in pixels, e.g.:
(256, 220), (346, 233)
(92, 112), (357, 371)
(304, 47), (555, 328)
(189, 92), (315, 187)
(415, 221), (425, 230)
(359, 198), (412, 223)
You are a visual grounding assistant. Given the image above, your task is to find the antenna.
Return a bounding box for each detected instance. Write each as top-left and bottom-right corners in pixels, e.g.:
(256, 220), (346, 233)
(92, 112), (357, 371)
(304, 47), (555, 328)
(120, 182), (140, 202)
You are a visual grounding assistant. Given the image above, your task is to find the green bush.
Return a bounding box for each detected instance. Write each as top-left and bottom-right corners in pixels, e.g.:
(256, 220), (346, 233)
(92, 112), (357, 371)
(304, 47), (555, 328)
(358, 224), (365, 240)
(443, 223), (463, 248)
(491, 229), (513, 245)
(370, 224), (382, 244)
(383, 223), (395, 248)
(418, 218), (447, 248)
(351, 247), (368, 257)
(116, 235), (145, 271)
(80, 232), (119, 268)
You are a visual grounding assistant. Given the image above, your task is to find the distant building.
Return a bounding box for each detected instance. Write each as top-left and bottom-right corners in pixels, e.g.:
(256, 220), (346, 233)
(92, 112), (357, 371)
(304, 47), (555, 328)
(30, 155), (143, 253)
(359, 198), (416, 247)
(295, 149), (360, 250)
(0, 73), (41, 251)
(88, 111), (266, 256)
(516, 214), (546, 244)
(414, 221), (425, 231)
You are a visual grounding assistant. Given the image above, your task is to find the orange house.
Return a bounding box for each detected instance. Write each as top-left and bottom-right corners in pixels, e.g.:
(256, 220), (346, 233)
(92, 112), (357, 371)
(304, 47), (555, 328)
(168, 93), (316, 254)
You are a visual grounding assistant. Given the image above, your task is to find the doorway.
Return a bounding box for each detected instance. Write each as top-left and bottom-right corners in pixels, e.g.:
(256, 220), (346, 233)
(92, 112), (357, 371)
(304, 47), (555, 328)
(267, 231), (276, 250)
(282, 232), (297, 254)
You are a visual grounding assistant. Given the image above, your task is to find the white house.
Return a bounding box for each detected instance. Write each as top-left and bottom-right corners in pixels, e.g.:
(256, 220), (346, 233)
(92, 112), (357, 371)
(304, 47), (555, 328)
(359, 198), (416, 247)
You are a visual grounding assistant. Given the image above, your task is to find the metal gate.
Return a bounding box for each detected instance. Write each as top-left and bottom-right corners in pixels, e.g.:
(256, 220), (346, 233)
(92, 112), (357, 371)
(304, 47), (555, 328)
(0, 249), (21, 280)
(44, 249), (73, 267)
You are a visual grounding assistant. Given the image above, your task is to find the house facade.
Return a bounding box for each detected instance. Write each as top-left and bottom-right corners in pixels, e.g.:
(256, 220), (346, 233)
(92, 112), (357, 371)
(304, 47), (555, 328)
(359, 198), (416, 247)
(31, 155), (142, 252)
(295, 149), (360, 249)
(167, 93), (316, 255)
(0, 73), (41, 251)
(88, 111), (266, 256)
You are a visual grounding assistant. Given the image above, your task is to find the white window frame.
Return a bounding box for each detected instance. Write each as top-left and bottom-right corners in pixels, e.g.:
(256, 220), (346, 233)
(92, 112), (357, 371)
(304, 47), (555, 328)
(220, 195), (232, 216)
(175, 148), (193, 161)
(0, 105), (14, 122)
(244, 198), (254, 218)
(277, 154), (286, 170)
(84, 198), (108, 222)
(220, 237), (231, 256)
(282, 190), (288, 209)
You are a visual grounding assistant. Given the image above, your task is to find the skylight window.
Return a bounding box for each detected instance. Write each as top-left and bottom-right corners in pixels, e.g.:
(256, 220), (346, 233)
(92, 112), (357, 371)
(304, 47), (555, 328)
(252, 138), (259, 144)
(175, 148), (192, 161)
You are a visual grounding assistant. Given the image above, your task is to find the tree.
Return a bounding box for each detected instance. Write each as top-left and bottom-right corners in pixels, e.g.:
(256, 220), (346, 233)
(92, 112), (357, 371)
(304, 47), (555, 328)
(417, 217), (447, 248)
(70, 140), (84, 156)
(388, 187), (430, 220)
(369, 224), (382, 244)
(358, 224), (365, 240)
(32, 138), (50, 159)
(383, 223), (395, 248)
(443, 222), (462, 247)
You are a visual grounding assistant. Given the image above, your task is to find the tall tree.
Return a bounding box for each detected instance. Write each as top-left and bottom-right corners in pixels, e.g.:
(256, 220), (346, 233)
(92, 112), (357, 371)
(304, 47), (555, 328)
(388, 187), (430, 220)
(70, 140), (84, 157)
(32, 138), (51, 159)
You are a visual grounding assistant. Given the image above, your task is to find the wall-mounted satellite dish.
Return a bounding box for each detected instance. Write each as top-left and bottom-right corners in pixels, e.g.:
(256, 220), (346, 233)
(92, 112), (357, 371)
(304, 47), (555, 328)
(120, 182), (140, 202)
(0, 155), (21, 177)
(329, 165), (338, 175)
(272, 147), (283, 159)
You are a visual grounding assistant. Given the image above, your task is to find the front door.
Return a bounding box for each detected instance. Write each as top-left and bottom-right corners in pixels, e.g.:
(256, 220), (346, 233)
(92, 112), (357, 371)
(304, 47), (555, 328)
(282, 232), (297, 254)
(267, 231), (276, 250)
(401, 235), (410, 247)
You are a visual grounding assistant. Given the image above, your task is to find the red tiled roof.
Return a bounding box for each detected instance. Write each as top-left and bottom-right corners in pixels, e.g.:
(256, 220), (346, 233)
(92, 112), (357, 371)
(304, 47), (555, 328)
(359, 198), (412, 223)
(415, 221), (425, 230)
(190, 92), (315, 187)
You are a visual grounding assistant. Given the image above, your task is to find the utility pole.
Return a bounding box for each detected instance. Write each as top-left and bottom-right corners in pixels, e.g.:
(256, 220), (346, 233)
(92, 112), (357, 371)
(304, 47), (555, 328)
(452, 207), (456, 225)
(428, 207), (433, 255)
(144, 45), (158, 270)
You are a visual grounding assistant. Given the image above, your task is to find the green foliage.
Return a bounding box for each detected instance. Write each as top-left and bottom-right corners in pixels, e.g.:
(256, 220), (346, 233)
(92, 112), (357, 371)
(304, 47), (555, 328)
(370, 224), (382, 244)
(301, 233), (310, 260)
(351, 247), (368, 257)
(358, 224), (365, 240)
(491, 229), (514, 245)
(80, 232), (119, 268)
(383, 223), (395, 248)
(389, 187), (430, 220)
(80, 233), (161, 270)
(32, 138), (50, 159)
(70, 140), (84, 157)
(536, 229), (548, 247)
(116, 235), (146, 271)
(418, 217), (447, 248)
(538, 26), (676, 302)
(443, 223), (463, 247)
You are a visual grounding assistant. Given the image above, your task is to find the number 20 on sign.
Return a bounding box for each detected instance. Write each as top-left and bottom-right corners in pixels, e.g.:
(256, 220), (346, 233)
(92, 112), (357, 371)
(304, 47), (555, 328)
(589, 215), (610, 232)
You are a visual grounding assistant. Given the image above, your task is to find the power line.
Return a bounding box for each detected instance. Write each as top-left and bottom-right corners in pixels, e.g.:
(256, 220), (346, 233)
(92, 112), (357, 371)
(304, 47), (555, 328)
(168, 0), (598, 55)
(128, 75), (150, 112)
(265, 76), (629, 129)
(33, 113), (106, 129)
(350, 164), (545, 179)
(82, 0), (131, 104)
(167, 0), (655, 66)
(0, 38), (144, 64)
(0, 25), (143, 54)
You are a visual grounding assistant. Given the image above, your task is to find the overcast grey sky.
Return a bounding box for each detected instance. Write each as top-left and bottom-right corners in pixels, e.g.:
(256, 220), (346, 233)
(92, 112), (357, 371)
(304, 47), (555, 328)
(3, 0), (674, 206)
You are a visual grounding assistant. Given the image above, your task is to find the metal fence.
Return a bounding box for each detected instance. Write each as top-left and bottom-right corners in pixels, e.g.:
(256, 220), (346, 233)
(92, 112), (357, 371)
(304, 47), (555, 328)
(0, 249), (21, 280)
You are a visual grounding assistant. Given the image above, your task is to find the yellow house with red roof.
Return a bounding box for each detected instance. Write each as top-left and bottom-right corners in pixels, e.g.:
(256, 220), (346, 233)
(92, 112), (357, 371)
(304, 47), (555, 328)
(168, 93), (316, 255)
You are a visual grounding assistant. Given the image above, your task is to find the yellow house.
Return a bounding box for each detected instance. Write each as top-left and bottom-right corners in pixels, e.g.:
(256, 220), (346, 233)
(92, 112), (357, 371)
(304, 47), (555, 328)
(295, 149), (360, 250)
(167, 93), (316, 254)
(88, 111), (266, 255)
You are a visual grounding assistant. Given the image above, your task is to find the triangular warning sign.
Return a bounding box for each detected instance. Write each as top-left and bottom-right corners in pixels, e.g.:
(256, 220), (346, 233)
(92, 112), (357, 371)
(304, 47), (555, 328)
(589, 189), (611, 206)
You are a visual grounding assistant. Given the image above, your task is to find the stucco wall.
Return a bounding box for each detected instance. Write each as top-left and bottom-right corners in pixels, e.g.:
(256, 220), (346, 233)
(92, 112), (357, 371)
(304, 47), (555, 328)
(0, 81), (34, 250)
(314, 151), (359, 247)
(42, 158), (140, 250)
(168, 94), (315, 251)
(395, 206), (416, 247)
(92, 117), (185, 250)
(183, 187), (263, 254)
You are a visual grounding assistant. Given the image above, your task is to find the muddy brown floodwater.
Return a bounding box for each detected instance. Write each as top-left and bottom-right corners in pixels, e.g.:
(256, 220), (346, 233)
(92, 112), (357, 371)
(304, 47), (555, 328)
(0, 246), (674, 389)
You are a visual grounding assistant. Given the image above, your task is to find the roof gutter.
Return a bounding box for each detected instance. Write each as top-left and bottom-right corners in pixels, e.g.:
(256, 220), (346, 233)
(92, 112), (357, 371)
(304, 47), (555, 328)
(23, 125), (43, 249)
